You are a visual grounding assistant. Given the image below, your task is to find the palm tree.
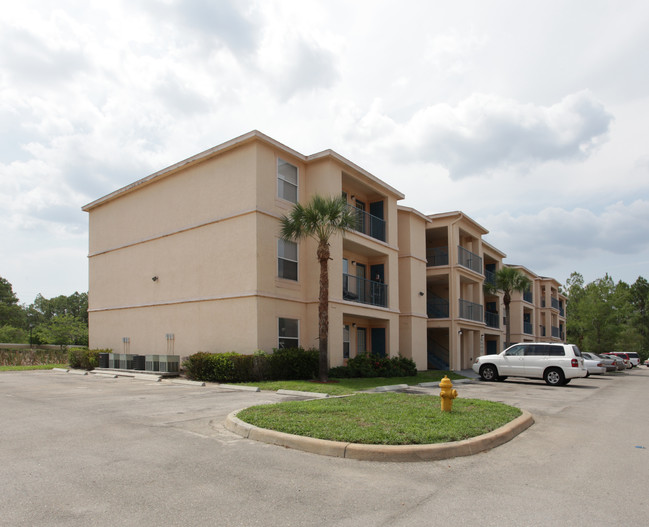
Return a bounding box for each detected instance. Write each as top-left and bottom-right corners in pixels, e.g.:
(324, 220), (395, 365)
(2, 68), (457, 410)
(280, 195), (357, 382)
(485, 266), (532, 348)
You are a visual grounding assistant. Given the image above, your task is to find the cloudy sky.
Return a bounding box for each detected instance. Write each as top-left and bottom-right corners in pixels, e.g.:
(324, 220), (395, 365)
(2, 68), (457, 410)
(1, 0), (648, 304)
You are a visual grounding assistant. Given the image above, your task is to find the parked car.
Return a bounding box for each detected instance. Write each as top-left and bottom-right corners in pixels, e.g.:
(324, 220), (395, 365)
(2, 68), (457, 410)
(645, 358), (649, 367)
(582, 356), (606, 376)
(601, 354), (626, 371)
(582, 352), (616, 372)
(607, 351), (641, 367)
(472, 342), (588, 386)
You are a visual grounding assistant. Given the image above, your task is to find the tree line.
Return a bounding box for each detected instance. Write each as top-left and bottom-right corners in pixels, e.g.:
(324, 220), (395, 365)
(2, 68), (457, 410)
(564, 272), (648, 358)
(0, 276), (88, 347)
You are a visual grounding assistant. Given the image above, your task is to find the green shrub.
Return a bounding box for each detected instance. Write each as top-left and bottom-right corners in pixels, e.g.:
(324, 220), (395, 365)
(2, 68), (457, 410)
(183, 347), (318, 383)
(68, 348), (111, 370)
(329, 353), (417, 378)
(268, 347), (318, 381)
(183, 352), (238, 383)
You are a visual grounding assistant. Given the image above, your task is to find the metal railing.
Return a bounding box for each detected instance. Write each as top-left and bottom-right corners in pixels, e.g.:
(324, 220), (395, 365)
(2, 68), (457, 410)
(551, 297), (560, 310)
(459, 299), (483, 322)
(552, 326), (560, 338)
(427, 295), (449, 318)
(485, 311), (500, 328)
(346, 205), (386, 242)
(458, 246), (482, 274)
(426, 246), (449, 267)
(524, 322), (533, 334)
(342, 273), (388, 307)
(523, 291), (533, 303)
(484, 269), (496, 286)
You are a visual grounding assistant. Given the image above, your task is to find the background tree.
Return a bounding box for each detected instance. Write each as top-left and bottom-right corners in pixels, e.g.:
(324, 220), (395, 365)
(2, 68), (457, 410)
(484, 267), (532, 348)
(280, 195), (356, 382)
(0, 276), (26, 329)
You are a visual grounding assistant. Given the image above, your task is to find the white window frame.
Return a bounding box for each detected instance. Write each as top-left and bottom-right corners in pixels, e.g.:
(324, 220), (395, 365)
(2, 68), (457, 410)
(278, 318), (299, 349)
(278, 239), (298, 281)
(277, 158), (298, 203)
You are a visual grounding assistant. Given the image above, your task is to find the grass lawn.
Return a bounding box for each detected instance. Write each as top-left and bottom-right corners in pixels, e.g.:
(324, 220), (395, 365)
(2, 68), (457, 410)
(237, 392), (521, 445)
(233, 370), (465, 396)
(0, 364), (68, 372)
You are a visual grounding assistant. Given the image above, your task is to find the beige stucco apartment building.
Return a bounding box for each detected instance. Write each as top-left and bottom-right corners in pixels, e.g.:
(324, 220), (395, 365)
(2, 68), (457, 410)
(83, 131), (565, 371)
(83, 131), (429, 369)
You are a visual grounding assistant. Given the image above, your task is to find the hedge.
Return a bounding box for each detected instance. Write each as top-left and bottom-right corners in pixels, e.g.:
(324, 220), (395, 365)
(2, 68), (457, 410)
(183, 347), (318, 383)
(328, 353), (417, 378)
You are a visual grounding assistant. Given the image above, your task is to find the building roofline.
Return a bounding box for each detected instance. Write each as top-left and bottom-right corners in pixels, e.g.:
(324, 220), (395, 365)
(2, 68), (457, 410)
(426, 210), (489, 235)
(397, 205), (432, 223)
(482, 239), (507, 258)
(82, 130), (404, 211)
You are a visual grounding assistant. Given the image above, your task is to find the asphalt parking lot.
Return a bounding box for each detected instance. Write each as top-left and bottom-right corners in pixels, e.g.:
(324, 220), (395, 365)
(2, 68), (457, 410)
(1, 369), (648, 526)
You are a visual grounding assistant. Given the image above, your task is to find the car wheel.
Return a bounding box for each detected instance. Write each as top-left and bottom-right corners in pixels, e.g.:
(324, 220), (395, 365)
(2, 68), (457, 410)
(563, 379), (571, 385)
(544, 368), (565, 386)
(480, 364), (498, 382)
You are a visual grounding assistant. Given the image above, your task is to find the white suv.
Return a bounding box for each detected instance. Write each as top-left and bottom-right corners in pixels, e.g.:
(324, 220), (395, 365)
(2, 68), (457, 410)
(472, 343), (588, 386)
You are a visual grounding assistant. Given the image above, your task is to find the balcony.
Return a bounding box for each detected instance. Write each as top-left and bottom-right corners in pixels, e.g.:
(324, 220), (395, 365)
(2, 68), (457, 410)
(523, 291), (533, 303)
(552, 326), (560, 338)
(485, 269), (496, 287)
(342, 273), (387, 308)
(459, 299), (483, 322)
(426, 247), (449, 267)
(427, 295), (449, 318)
(485, 311), (500, 328)
(458, 246), (482, 274)
(524, 321), (533, 335)
(551, 297), (560, 310)
(346, 205), (386, 242)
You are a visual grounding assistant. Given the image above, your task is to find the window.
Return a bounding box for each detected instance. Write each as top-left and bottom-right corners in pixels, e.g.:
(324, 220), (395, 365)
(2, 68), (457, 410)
(343, 325), (350, 359)
(356, 327), (366, 355)
(278, 158), (298, 203)
(278, 239), (298, 281)
(278, 318), (299, 349)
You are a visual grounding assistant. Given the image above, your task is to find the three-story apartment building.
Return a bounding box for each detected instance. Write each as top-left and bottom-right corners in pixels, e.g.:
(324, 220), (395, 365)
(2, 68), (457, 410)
(83, 131), (429, 369)
(83, 131), (565, 372)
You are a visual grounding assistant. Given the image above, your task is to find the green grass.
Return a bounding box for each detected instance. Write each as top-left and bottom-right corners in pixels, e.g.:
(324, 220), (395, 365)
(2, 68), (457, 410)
(232, 370), (464, 395)
(0, 364), (68, 372)
(237, 392), (521, 445)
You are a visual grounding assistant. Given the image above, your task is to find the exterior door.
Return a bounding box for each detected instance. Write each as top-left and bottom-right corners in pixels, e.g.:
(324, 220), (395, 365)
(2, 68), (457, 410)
(371, 327), (386, 357)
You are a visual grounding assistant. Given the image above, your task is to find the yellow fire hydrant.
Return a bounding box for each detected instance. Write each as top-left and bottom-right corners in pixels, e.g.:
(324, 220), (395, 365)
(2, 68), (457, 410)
(439, 375), (458, 412)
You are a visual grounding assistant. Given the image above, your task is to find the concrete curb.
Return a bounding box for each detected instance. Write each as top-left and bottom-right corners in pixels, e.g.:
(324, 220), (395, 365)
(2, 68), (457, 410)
(52, 368), (69, 373)
(224, 409), (534, 462)
(219, 384), (261, 392)
(374, 384), (408, 392)
(68, 369), (88, 375)
(172, 379), (206, 387)
(93, 372), (118, 378)
(277, 389), (329, 398)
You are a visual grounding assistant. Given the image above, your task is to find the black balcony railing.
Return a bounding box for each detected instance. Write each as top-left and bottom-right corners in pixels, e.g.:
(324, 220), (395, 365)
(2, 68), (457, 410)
(458, 246), (482, 274)
(346, 205), (386, 242)
(524, 321), (533, 334)
(485, 311), (500, 328)
(426, 246), (449, 267)
(485, 269), (496, 286)
(342, 273), (388, 307)
(427, 295), (449, 318)
(459, 299), (483, 322)
(551, 297), (560, 310)
(552, 326), (560, 338)
(523, 291), (533, 303)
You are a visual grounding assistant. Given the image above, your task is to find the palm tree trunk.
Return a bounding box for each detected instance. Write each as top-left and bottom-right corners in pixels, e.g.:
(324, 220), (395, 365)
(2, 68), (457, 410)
(317, 242), (330, 382)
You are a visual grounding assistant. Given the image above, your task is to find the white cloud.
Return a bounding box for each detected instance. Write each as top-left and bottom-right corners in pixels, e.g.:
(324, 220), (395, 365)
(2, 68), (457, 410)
(339, 91), (613, 179)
